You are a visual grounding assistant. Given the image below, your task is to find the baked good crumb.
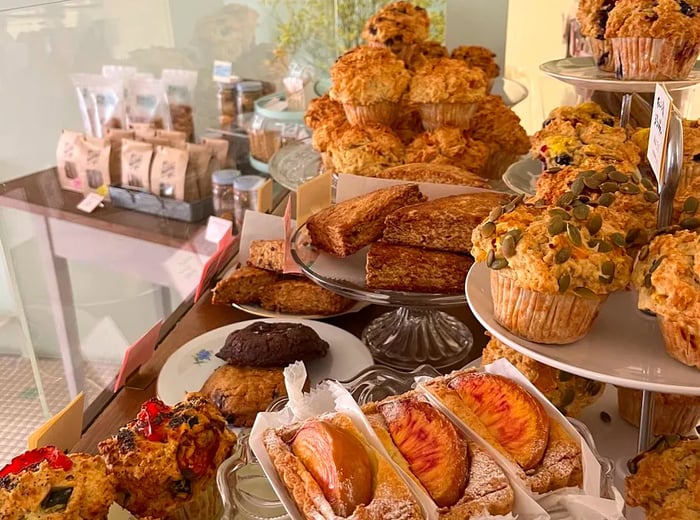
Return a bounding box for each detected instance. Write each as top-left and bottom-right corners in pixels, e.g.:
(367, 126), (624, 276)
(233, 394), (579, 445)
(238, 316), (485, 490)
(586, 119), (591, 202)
(247, 239), (284, 273)
(211, 266), (278, 305)
(260, 278), (354, 315)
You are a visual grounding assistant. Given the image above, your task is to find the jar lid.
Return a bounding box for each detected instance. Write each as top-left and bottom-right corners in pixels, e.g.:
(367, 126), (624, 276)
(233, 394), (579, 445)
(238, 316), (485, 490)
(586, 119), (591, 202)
(237, 80), (263, 92)
(234, 175), (266, 191)
(211, 169), (240, 185)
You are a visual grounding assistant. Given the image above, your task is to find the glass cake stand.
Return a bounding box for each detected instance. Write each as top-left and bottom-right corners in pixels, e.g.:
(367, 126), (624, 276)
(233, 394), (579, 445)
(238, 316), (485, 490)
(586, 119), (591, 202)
(291, 223), (474, 370)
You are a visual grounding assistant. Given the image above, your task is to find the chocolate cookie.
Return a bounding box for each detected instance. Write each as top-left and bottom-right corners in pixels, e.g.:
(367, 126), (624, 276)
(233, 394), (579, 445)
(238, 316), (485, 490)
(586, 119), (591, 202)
(216, 322), (330, 367)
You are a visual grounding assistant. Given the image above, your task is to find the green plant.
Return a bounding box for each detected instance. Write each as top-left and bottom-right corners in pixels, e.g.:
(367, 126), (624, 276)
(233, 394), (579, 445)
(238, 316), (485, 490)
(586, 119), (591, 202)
(261, 0), (446, 72)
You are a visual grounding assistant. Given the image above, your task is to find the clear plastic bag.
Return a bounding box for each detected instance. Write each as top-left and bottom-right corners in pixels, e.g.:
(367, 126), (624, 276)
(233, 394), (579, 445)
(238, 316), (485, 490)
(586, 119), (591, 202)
(126, 76), (171, 131)
(162, 68), (198, 141)
(83, 75), (126, 138)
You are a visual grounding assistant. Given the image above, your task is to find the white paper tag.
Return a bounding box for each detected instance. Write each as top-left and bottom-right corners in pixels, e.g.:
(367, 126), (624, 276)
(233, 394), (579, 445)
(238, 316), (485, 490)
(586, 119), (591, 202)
(647, 83), (673, 182)
(212, 60), (233, 83)
(76, 192), (105, 213)
(163, 249), (204, 298)
(205, 216), (233, 243)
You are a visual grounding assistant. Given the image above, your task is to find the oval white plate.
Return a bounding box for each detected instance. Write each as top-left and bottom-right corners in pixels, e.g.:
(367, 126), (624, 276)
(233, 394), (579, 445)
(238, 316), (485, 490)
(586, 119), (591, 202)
(157, 318), (373, 405)
(466, 262), (700, 394)
(502, 156), (542, 196)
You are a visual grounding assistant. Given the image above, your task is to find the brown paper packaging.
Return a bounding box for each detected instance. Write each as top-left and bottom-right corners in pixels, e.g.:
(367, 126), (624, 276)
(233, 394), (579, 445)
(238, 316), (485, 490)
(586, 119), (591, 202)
(56, 130), (85, 193)
(106, 129), (135, 185)
(150, 145), (188, 201)
(121, 139), (154, 191)
(77, 136), (111, 196)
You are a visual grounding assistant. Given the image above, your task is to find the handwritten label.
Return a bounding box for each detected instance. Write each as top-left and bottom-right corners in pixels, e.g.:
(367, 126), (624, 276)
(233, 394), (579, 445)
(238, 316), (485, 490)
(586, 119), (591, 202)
(194, 231), (239, 302)
(114, 320), (163, 392)
(647, 83), (673, 182)
(205, 216), (233, 243)
(76, 192), (105, 213)
(28, 393), (84, 451)
(164, 249), (204, 298)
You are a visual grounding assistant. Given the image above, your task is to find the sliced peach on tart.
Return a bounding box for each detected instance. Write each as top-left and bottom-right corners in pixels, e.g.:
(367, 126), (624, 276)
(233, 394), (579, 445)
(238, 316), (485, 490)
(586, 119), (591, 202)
(448, 372), (549, 470)
(378, 396), (469, 507)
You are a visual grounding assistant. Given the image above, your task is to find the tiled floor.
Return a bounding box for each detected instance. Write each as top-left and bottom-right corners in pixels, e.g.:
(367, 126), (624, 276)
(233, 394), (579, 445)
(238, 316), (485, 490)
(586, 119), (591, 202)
(0, 355), (119, 466)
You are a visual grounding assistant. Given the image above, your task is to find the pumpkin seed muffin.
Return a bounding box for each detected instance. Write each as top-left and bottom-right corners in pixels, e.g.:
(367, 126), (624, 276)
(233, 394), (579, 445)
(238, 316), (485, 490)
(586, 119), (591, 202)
(329, 46), (411, 126)
(633, 227), (700, 369)
(679, 118), (700, 192)
(471, 195), (633, 344)
(405, 127), (490, 174)
(617, 386), (700, 434)
(626, 436), (700, 520)
(481, 336), (606, 416)
(361, 1), (431, 52)
(401, 40), (449, 71)
(576, 0), (621, 71)
(98, 393), (236, 520)
(605, 0), (700, 79)
(327, 123), (405, 176)
(471, 95), (529, 179)
(450, 45), (500, 87)
(407, 57), (488, 129)
(0, 447), (116, 520)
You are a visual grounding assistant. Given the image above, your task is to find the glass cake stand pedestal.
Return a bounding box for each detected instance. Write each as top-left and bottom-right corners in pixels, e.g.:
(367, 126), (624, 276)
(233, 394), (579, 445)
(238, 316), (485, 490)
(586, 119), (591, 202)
(291, 223), (473, 370)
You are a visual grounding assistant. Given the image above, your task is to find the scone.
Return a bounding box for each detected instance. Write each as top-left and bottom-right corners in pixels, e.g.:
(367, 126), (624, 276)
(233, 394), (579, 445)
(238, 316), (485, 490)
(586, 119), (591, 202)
(632, 227), (700, 369)
(400, 40), (449, 71)
(366, 242), (473, 294)
(617, 386), (700, 434)
(247, 239), (284, 272)
(0, 447), (116, 520)
(482, 336), (605, 417)
(471, 195), (633, 344)
(382, 192), (510, 253)
(407, 57), (488, 129)
(626, 436), (700, 520)
(307, 183), (425, 257)
(605, 0), (700, 80)
(450, 45), (500, 90)
(327, 123), (405, 176)
(576, 0), (620, 71)
(211, 266), (279, 305)
(372, 163), (489, 187)
(304, 94), (347, 153)
(201, 365), (286, 426)
(362, 1), (431, 53)
(260, 279), (353, 315)
(329, 46), (411, 126)
(406, 127), (490, 173)
(98, 393), (236, 520)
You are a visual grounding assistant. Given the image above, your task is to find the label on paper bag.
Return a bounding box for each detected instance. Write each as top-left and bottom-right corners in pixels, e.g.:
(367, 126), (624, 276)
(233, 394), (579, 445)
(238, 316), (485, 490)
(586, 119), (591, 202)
(647, 83), (673, 182)
(76, 192), (105, 213)
(114, 320), (163, 391)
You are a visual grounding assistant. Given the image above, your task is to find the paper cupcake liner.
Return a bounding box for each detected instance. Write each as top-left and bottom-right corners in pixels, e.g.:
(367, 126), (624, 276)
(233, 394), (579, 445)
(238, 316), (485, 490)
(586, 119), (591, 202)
(167, 479), (223, 520)
(479, 149), (519, 180)
(588, 38), (615, 73)
(343, 101), (399, 127)
(657, 314), (700, 369)
(490, 270), (605, 344)
(611, 37), (700, 80)
(418, 102), (478, 131)
(617, 386), (700, 435)
(679, 161), (700, 194)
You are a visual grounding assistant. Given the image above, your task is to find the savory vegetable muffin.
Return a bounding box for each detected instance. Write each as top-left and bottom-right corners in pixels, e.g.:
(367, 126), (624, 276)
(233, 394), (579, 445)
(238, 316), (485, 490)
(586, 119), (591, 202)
(0, 447), (116, 520)
(481, 336), (606, 416)
(327, 123), (405, 176)
(406, 57), (488, 129)
(406, 127), (490, 173)
(617, 386), (700, 434)
(361, 1), (431, 53)
(471, 195), (633, 344)
(450, 45), (500, 89)
(304, 94), (347, 153)
(605, 0), (700, 79)
(329, 46), (411, 126)
(470, 95), (530, 179)
(626, 436), (700, 520)
(576, 0), (620, 71)
(633, 227), (700, 369)
(98, 393), (236, 520)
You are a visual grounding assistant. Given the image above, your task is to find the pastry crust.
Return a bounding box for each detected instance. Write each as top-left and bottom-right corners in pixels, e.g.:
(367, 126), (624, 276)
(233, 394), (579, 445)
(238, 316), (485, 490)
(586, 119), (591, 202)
(577, 0), (620, 39)
(372, 163), (488, 187)
(406, 127), (490, 173)
(211, 266), (279, 305)
(407, 58), (487, 104)
(304, 94), (347, 131)
(260, 278), (353, 315)
(247, 239), (284, 273)
(383, 192), (510, 253)
(263, 413), (424, 520)
(605, 0), (700, 40)
(361, 1), (431, 49)
(450, 45), (500, 79)
(327, 123), (405, 176)
(471, 95), (529, 156)
(307, 184), (425, 257)
(401, 41), (449, 71)
(365, 242), (473, 293)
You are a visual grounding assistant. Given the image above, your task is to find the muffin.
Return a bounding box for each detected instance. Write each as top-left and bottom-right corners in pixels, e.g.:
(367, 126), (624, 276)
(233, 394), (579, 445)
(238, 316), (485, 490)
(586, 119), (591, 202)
(327, 123), (405, 175)
(0, 447), (116, 520)
(329, 46), (411, 126)
(406, 57), (488, 130)
(470, 95), (530, 179)
(633, 227), (700, 369)
(482, 336), (606, 416)
(617, 386), (700, 434)
(393, 105), (425, 144)
(576, 0), (621, 71)
(541, 101), (617, 129)
(361, 1), (430, 54)
(406, 127), (490, 173)
(471, 195), (633, 344)
(401, 40), (449, 71)
(605, 0), (700, 80)
(450, 45), (500, 90)
(679, 118), (700, 193)
(98, 393), (236, 520)
(304, 94), (347, 153)
(626, 436), (700, 520)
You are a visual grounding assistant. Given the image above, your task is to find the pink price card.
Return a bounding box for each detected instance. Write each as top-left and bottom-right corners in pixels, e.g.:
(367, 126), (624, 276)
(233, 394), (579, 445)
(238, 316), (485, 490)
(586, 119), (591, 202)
(194, 230), (239, 302)
(114, 320), (163, 392)
(283, 197), (303, 275)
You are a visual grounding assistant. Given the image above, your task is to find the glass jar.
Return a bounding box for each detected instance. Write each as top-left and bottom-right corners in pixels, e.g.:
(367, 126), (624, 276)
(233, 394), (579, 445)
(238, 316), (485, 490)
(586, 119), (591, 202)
(236, 81), (263, 116)
(211, 169), (240, 220)
(217, 76), (239, 128)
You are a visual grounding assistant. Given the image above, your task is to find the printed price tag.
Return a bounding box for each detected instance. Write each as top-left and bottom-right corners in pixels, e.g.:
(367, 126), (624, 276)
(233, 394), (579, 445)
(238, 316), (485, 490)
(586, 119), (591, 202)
(76, 192), (105, 213)
(205, 216), (233, 243)
(114, 320), (163, 392)
(647, 83), (674, 182)
(212, 60), (233, 83)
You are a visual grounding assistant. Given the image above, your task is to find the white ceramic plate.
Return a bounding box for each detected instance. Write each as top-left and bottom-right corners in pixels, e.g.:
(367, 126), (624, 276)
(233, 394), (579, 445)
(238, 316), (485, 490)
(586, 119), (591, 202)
(502, 156), (542, 196)
(231, 300), (369, 320)
(540, 56), (700, 93)
(466, 262), (700, 394)
(157, 318), (374, 405)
